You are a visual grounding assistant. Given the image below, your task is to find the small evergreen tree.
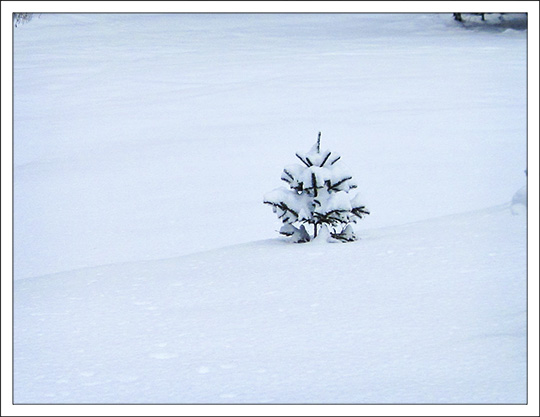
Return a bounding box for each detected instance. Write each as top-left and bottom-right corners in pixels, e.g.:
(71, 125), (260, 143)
(264, 132), (369, 242)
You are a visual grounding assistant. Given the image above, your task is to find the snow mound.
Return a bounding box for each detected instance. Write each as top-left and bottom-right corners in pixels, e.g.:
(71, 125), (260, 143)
(511, 185), (527, 215)
(14, 205), (526, 404)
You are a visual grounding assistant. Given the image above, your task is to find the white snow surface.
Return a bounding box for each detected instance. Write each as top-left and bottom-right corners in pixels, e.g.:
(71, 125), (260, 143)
(13, 13), (528, 404)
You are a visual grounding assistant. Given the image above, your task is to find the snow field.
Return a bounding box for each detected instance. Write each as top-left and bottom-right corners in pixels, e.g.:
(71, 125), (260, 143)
(14, 13), (527, 279)
(11, 12), (529, 405)
(14, 203), (526, 403)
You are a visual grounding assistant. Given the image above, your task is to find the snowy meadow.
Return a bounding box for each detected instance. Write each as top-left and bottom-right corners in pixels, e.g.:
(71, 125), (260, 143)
(11, 12), (530, 405)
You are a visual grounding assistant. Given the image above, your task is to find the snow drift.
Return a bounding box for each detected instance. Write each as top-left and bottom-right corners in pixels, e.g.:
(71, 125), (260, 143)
(14, 203), (526, 404)
(12, 13), (528, 404)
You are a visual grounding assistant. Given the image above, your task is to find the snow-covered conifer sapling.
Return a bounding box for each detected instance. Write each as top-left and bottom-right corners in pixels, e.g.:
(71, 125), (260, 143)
(264, 132), (369, 242)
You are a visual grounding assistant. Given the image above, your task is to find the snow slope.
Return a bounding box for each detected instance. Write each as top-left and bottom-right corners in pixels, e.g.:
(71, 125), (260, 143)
(11, 13), (529, 405)
(13, 13), (527, 280)
(14, 203), (527, 404)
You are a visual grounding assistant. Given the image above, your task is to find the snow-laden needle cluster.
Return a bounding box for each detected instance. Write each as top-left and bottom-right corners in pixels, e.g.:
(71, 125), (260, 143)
(264, 133), (369, 242)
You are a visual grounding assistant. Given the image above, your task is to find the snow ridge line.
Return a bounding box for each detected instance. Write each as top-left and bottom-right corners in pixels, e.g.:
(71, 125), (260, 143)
(362, 202), (515, 236)
(14, 202), (519, 283)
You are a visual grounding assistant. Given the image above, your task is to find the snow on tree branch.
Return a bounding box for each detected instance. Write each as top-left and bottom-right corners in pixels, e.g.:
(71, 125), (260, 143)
(263, 132), (370, 243)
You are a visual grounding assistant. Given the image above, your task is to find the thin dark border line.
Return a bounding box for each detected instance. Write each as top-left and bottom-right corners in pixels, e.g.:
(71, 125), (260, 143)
(12, 11), (532, 15)
(11, 11), (529, 407)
